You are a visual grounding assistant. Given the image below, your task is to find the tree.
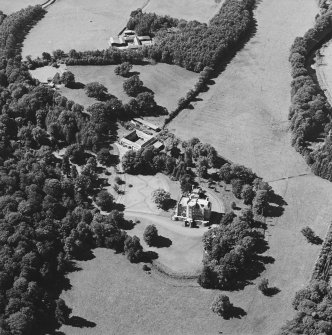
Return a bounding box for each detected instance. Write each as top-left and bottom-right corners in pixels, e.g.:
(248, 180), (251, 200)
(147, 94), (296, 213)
(211, 294), (233, 318)
(124, 235), (143, 263)
(96, 190), (114, 211)
(114, 62), (133, 77)
(43, 179), (62, 198)
(197, 266), (215, 288)
(85, 82), (108, 100)
(231, 178), (244, 198)
(241, 184), (255, 205)
(55, 299), (72, 325)
(97, 148), (112, 166)
(301, 226), (322, 244)
(61, 71), (75, 87)
(136, 92), (157, 113)
(122, 150), (137, 173)
(123, 74), (143, 97)
(143, 224), (158, 246)
(253, 190), (269, 216)
(258, 278), (269, 295)
(152, 188), (171, 210)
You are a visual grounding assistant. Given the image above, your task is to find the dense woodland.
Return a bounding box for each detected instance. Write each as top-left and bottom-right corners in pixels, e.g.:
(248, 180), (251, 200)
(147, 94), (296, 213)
(289, 6), (332, 181)
(0, 5), (148, 334)
(129, 0), (255, 72)
(279, 280), (332, 335)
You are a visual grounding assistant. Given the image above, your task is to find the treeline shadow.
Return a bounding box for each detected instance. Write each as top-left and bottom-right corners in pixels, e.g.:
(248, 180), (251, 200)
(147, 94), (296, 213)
(67, 81), (85, 89)
(223, 306), (247, 320)
(67, 316), (96, 328)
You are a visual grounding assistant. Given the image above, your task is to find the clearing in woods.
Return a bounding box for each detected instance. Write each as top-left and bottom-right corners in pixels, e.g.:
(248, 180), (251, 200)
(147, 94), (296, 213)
(22, 0), (144, 58)
(60, 1), (332, 335)
(22, 0), (222, 59)
(59, 64), (199, 113)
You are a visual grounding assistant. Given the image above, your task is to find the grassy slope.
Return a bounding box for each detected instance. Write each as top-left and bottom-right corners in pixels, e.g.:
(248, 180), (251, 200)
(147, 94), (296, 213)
(165, 0), (332, 333)
(144, 0), (224, 22)
(22, 0), (145, 58)
(60, 248), (224, 335)
(1, 0), (44, 14)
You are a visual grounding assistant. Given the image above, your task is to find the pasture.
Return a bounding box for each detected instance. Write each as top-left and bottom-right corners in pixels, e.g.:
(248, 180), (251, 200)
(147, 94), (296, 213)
(22, 0), (225, 59)
(59, 64), (198, 112)
(126, 213), (205, 275)
(1, 0), (44, 14)
(165, 0), (330, 333)
(144, 0), (224, 22)
(22, 0), (144, 58)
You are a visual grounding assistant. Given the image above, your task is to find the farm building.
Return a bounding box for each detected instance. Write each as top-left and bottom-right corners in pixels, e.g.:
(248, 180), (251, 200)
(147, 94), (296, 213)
(109, 30), (153, 49)
(120, 129), (163, 151)
(172, 187), (212, 226)
(109, 37), (127, 47)
(132, 118), (161, 132)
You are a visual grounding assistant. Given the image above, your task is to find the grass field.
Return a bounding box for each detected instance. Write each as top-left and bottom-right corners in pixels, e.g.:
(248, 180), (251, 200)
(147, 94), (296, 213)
(59, 64), (198, 113)
(144, 0), (224, 22)
(1, 0), (44, 14)
(117, 172), (180, 215)
(126, 213), (205, 275)
(22, 0), (225, 59)
(164, 0), (331, 333)
(22, 0), (145, 58)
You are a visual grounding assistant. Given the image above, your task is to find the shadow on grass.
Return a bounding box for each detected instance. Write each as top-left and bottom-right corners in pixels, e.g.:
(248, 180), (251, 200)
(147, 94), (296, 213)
(264, 287), (281, 297)
(224, 306), (247, 320)
(142, 250), (159, 262)
(256, 255), (275, 265)
(68, 82), (85, 89)
(154, 235), (172, 248)
(119, 219), (136, 230)
(162, 198), (177, 211)
(67, 316), (96, 328)
(267, 204), (284, 218)
(75, 249), (95, 261)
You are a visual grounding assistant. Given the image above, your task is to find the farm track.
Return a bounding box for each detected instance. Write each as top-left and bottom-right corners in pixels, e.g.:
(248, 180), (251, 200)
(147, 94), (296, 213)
(41, 0), (56, 9)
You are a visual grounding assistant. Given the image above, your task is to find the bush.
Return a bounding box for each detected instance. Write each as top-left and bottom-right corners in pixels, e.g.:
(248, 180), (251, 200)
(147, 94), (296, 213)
(115, 176), (122, 185)
(301, 226), (322, 244)
(258, 278), (269, 295)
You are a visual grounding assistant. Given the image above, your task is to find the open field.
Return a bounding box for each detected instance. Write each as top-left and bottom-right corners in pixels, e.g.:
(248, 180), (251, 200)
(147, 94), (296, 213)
(117, 173), (180, 215)
(164, 0), (332, 333)
(1, 0), (44, 14)
(22, 0), (145, 58)
(126, 213), (205, 275)
(60, 248), (225, 335)
(22, 0), (225, 59)
(144, 0), (224, 22)
(59, 64), (198, 113)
